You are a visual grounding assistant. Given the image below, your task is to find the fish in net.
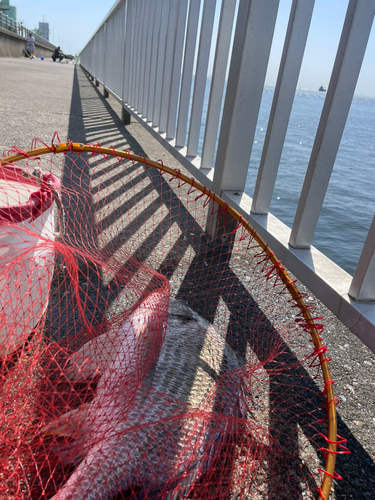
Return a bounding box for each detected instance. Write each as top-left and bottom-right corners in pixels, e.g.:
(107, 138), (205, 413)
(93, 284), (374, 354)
(0, 138), (346, 499)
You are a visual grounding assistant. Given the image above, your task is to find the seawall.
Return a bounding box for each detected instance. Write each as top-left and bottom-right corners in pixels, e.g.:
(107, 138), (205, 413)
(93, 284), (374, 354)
(0, 27), (55, 58)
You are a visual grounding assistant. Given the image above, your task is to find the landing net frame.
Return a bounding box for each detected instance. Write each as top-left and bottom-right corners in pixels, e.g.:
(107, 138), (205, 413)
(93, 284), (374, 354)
(1, 141), (340, 500)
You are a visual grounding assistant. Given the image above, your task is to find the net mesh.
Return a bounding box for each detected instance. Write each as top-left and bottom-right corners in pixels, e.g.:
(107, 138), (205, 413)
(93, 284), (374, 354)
(0, 138), (344, 500)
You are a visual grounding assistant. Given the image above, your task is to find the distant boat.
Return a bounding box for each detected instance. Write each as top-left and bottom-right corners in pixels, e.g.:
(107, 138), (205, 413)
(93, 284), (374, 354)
(319, 86), (326, 92)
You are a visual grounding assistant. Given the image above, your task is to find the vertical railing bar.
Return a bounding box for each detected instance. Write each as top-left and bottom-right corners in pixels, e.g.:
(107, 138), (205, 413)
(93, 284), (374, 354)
(200, 0), (237, 169)
(289, 0), (375, 249)
(152, 0), (172, 127)
(116, 7), (122, 95)
(187, 1), (216, 156)
(186, 0), (217, 157)
(143, 0), (156, 116)
(129, 0), (141, 107)
(108, 16), (114, 91)
(133, 0), (142, 108)
(95, 34), (98, 77)
(103, 22), (108, 87)
(159, 0), (180, 134)
(95, 32), (99, 82)
(96, 29), (100, 81)
(111, 14), (120, 95)
(95, 34), (98, 75)
(112, 18), (116, 88)
(116, 8), (124, 96)
(132, 0), (142, 107)
(101, 26), (104, 79)
(120, 2), (128, 101)
(123, 0), (133, 104)
(166, 0), (189, 139)
(102, 26), (106, 83)
(91, 35), (95, 79)
(147, 0), (163, 121)
(251, 0), (315, 215)
(105, 17), (111, 89)
(134, 0), (146, 112)
(92, 35), (95, 76)
(91, 35), (94, 78)
(349, 215), (375, 301)
(95, 33), (100, 81)
(175, 0), (202, 147)
(109, 17), (115, 89)
(127, 0), (137, 105)
(209, 0), (280, 197)
(138, 0), (149, 115)
(115, 14), (120, 91)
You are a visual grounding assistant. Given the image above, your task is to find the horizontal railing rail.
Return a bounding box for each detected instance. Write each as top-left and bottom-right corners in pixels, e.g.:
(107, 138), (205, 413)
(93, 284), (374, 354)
(79, 0), (375, 352)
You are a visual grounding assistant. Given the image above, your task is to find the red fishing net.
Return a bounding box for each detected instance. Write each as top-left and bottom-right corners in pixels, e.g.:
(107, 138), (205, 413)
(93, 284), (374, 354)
(0, 138), (345, 500)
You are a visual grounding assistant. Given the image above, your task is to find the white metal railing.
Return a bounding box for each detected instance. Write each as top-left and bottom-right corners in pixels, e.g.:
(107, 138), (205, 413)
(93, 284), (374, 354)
(79, 0), (375, 352)
(0, 11), (55, 49)
(0, 11), (18, 34)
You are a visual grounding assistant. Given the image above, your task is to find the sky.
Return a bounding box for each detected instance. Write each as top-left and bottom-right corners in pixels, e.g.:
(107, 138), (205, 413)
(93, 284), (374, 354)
(266, 0), (375, 97)
(11, 0), (375, 97)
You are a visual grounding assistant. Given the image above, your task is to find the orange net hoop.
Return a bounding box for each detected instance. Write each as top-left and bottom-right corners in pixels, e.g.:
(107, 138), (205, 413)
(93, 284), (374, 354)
(0, 139), (343, 500)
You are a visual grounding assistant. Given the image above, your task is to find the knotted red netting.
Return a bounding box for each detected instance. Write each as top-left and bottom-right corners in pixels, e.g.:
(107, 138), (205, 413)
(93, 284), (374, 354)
(0, 138), (345, 500)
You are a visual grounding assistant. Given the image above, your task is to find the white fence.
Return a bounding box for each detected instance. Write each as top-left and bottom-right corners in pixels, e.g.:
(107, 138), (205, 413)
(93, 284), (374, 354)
(0, 11), (19, 33)
(0, 11), (56, 50)
(79, 0), (375, 352)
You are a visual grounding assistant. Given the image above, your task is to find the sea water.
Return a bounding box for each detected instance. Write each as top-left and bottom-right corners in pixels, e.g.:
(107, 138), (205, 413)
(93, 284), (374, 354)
(197, 87), (375, 276)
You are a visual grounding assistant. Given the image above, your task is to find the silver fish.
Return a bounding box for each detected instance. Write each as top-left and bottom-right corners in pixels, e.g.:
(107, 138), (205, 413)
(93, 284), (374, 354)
(48, 295), (246, 500)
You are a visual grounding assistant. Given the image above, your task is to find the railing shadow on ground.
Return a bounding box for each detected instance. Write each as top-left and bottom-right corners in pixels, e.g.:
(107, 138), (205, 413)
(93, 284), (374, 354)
(46, 64), (374, 499)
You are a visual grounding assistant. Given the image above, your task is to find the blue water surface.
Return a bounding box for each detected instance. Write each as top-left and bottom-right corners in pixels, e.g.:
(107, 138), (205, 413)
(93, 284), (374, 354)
(198, 87), (375, 276)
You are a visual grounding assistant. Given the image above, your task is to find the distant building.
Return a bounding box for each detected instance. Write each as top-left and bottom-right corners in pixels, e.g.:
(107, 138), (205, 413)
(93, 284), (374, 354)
(38, 22), (49, 41)
(0, 0), (17, 21)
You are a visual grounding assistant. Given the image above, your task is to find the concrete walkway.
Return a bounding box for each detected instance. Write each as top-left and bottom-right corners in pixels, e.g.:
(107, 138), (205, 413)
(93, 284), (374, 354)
(0, 58), (374, 500)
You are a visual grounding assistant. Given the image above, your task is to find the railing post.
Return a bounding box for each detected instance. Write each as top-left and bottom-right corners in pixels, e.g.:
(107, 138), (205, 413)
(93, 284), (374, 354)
(103, 22), (108, 93)
(123, 0), (134, 105)
(207, 0), (279, 238)
(135, 0), (146, 113)
(251, 0), (315, 215)
(129, 0), (141, 107)
(121, 1), (130, 122)
(349, 215), (375, 302)
(122, 0), (129, 103)
(142, 0), (155, 116)
(147, 0), (163, 121)
(289, 0), (375, 249)
(166, 0), (189, 139)
(159, 0), (180, 134)
(153, 0), (172, 127)
(175, 0), (201, 147)
(121, 107), (131, 124)
(210, 0), (279, 196)
(201, 0), (237, 170)
(186, 0), (217, 156)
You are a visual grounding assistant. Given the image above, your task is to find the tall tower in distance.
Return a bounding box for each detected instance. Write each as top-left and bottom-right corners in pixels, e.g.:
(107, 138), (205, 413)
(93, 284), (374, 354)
(38, 22), (49, 41)
(0, 0), (17, 21)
